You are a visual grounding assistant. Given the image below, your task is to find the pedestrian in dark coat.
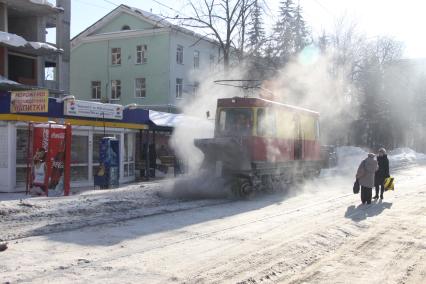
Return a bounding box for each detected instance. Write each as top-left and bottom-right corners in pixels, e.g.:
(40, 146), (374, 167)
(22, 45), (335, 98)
(356, 153), (378, 204)
(374, 147), (390, 200)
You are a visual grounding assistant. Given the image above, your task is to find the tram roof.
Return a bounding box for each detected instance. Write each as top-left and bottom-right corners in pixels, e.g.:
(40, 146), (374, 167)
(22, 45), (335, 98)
(217, 97), (320, 116)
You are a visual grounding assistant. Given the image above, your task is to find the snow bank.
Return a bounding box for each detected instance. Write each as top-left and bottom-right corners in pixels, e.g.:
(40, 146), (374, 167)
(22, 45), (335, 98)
(0, 181), (226, 241)
(388, 147), (426, 165)
(320, 146), (367, 177)
(321, 146), (426, 177)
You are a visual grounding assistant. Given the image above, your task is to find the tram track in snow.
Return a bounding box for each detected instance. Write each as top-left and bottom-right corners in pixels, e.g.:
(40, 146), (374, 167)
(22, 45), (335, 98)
(1, 163), (421, 243)
(10, 183), (423, 284)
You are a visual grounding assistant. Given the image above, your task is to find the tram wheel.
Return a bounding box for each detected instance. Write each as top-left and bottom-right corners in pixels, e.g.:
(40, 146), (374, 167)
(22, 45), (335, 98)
(239, 180), (254, 199)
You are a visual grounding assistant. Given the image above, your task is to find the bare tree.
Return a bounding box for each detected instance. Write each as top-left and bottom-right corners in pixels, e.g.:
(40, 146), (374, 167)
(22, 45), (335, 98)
(177, 0), (256, 70)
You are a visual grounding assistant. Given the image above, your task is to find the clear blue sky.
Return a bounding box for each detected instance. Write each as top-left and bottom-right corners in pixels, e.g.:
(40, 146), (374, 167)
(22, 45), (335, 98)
(70, 0), (426, 58)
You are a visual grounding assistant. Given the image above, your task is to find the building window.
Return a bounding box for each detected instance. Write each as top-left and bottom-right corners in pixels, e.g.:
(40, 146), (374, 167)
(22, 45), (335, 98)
(135, 78), (146, 98)
(44, 61), (56, 81)
(176, 45), (183, 64)
(193, 50), (200, 69)
(121, 25), (131, 30)
(91, 81), (101, 100)
(176, 78), (183, 98)
(136, 45), (147, 64)
(124, 133), (135, 177)
(209, 54), (215, 71)
(46, 27), (57, 44)
(9, 54), (36, 85)
(111, 80), (121, 100)
(111, 47), (121, 65)
(71, 135), (89, 181)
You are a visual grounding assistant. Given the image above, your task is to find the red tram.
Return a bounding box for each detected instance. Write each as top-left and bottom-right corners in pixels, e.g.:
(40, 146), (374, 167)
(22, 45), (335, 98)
(194, 96), (321, 197)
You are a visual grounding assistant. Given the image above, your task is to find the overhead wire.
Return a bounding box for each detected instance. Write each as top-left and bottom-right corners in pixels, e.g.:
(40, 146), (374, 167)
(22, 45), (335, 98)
(73, 0), (112, 10)
(101, 0), (120, 7)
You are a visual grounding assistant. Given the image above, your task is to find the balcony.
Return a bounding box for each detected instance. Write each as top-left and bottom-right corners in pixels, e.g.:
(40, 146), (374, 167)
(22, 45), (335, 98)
(0, 31), (62, 56)
(6, 0), (62, 17)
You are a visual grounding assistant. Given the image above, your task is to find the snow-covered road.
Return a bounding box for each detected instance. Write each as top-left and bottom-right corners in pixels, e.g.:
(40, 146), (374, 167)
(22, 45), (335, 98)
(1, 165), (426, 283)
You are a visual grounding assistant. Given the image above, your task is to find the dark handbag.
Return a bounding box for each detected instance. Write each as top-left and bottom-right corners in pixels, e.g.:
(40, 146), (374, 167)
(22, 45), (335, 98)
(353, 179), (360, 194)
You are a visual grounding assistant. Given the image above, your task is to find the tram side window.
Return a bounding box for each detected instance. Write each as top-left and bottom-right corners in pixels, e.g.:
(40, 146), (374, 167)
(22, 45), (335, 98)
(218, 108), (253, 136)
(219, 110), (227, 132)
(257, 108), (276, 137)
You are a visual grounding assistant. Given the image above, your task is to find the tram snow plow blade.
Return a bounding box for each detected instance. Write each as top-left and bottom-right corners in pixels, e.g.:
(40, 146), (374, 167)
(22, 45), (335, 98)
(194, 137), (252, 175)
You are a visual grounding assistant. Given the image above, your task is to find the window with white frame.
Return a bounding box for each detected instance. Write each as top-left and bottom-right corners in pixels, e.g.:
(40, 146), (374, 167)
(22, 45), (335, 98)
(91, 81), (101, 100)
(176, 45), (183, 64)
(71, 134), (89, 181)
(209, 54), (215, 70)
(176, 78), (183, 98)
(44, 61), (56, 81)
(193, 50), (200, 69)
(135, 78), (146, 98)
(136, 45), (147, 64)
(111, 80), (121, 100)
(111, 47), (121, 65)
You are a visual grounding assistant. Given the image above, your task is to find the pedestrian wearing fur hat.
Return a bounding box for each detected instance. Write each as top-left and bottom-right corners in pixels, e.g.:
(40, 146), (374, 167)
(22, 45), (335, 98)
(374, 148), (390, 200)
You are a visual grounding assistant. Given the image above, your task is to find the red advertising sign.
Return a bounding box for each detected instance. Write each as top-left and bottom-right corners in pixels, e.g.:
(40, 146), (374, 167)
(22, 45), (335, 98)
(28, 123), (71, 196)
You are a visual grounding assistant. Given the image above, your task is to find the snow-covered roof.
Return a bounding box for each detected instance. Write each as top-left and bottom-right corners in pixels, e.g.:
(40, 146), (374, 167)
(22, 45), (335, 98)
(0, 32), (27, 47)
(9, 0), (63, 14)
(149, 110), (184, 128)
(149, 110), (214, 130)
(0, 76), (20, 86)
(127, 6), (214, 42)
(29, 0), (56, 8)
(72, 4), (217, 46)
(0, 31), (62, 54)
(0, 75), (36, 91)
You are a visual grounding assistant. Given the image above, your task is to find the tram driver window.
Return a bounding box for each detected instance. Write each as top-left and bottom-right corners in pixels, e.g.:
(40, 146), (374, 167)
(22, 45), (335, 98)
(218, 108), (253, 136)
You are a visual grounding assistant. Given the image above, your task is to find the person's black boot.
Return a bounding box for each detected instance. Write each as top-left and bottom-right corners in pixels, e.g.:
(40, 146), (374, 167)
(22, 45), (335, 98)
(373, 195), (379, 199)
(380, 195), (383, 200)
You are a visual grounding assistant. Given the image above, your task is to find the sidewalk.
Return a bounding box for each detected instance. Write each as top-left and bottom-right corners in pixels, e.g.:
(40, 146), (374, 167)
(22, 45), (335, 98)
(0, 179), (166, 202)
(0, 192), (30, 201)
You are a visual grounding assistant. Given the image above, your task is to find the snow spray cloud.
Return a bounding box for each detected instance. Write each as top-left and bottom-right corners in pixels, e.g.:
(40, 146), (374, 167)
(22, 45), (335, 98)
(170, 63), (252, 173)
(263, 46), (358, 146)
(254, 46), (359, 170)
(163, 64), (251, 199)
(165, 47), (358, 199)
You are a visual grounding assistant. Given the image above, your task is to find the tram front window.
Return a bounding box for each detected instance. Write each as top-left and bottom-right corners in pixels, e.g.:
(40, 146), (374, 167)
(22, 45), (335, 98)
(218, 108), (253, 136)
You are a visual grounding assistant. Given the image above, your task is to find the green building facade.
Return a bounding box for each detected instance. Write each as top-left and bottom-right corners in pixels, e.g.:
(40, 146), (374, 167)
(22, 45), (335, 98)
(71, 5), (221, 112)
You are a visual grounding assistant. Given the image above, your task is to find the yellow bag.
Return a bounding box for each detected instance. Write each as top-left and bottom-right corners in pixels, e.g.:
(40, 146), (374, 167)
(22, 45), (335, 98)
(384, 176), (395, 191)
